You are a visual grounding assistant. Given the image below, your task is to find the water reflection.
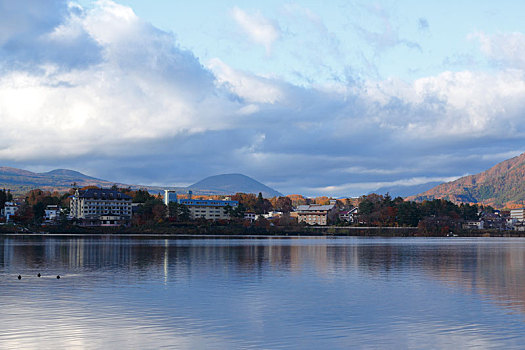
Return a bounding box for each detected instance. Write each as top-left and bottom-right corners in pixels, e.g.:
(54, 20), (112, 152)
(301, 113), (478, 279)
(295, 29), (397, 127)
(0, 236), (524, 349)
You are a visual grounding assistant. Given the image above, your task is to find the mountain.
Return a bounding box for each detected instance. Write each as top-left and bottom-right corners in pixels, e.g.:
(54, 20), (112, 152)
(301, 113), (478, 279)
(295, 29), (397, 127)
(0, 167), (283, 198)
(42, 169), (99, 180)
(408, 152), (525, 208)
(0, 167), (118, 193)
(189, 174), (283, 198)
(371, 182), (443, 198)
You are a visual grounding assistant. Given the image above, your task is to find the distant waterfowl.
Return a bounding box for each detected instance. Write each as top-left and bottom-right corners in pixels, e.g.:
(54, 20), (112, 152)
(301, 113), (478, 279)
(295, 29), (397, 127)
(37, 273), (41, 277)
(56, 275), (60, 279)
(17, 275), (21, 280)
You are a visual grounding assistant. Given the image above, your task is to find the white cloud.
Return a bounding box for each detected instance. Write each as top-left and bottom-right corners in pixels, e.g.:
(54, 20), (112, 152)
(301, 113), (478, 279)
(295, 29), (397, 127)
(208, 58), (284, 104)
(231, 7), (280, 54)
(362, 69), (525, 138)
(0, 1), (240, 160)
(473, 32), (525, 69)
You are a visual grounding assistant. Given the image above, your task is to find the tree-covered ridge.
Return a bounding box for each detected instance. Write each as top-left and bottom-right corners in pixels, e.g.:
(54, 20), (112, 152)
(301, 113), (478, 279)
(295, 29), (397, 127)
(408, 152), (525, 208)
(357, 193), (480, 229)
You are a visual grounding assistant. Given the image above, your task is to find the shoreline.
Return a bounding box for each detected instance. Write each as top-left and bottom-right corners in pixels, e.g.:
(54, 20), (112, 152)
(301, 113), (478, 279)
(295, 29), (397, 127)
(1, 226), (525, 238)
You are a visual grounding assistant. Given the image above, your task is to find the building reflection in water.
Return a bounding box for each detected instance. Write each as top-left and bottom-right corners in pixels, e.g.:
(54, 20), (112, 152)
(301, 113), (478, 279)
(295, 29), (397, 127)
(1, 236), (525, 313)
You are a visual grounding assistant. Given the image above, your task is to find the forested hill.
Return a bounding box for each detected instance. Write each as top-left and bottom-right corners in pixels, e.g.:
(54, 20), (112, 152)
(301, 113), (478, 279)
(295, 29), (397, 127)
(407, 152), (525, 208)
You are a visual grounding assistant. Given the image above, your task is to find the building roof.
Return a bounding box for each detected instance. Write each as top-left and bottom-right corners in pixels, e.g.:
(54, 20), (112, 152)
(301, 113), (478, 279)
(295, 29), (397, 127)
(78, 189), (132, 200)
(179, 199), (238, 207)
(296, 204), (335, 212)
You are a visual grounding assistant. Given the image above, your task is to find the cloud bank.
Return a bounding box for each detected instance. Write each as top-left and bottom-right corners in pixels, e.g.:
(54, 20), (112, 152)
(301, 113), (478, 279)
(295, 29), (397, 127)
(0, 0), (524, 197)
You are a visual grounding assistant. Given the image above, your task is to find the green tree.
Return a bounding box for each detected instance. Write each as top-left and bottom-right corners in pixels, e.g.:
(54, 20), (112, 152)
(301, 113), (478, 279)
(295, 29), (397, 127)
(224, 203), (246, 219)
(32, 202), (46, 223)
(254, 192), (273, 214)
(396, 201), (421, 227)
(358, 200), (374, 215)
(0, 189), (7, 210)
(177, 204), (190, 221)
(135, 198), (167, 224)
(168, 202), (191, 221)
(255, 192), (265, 214)
(132, 189), (153, 203)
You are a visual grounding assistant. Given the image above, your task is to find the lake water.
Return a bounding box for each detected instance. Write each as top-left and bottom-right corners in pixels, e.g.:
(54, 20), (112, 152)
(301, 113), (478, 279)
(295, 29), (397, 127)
(1, 236), (525, 349)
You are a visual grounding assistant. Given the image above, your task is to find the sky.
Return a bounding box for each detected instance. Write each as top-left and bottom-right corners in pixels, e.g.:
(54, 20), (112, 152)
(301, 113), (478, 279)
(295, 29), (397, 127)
(0, 0), (524, 197)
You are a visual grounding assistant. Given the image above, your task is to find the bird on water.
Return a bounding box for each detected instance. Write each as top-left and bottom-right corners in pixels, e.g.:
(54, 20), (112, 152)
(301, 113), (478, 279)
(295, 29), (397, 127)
(17, 275), (21, 280)
(37, 273), (41, 277)
(56, 275), (60, 279)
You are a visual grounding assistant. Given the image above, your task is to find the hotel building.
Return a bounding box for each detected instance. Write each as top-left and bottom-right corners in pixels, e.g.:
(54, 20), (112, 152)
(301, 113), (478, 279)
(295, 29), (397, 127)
(70, 188), (132, 226)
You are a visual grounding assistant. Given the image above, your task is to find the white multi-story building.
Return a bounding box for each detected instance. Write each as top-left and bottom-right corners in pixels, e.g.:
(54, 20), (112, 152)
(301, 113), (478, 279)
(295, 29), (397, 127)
(510, 208), (525, 222)
(44, 205), (60, 222)
(70, 189), (132, 226)
(2, 202), (19, 222)
(164, 190), (178, 206)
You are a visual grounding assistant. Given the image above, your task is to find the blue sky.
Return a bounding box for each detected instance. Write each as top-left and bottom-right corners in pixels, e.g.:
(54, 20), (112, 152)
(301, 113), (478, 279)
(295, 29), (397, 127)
(0, 0), (524, 196)
(107, 0), (523, 82)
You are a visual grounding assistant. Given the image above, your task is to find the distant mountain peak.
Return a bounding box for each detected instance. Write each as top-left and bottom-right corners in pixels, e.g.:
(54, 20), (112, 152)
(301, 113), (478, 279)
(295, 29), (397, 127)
(189, 173), (283, 197)
(42, 169), (96, 179)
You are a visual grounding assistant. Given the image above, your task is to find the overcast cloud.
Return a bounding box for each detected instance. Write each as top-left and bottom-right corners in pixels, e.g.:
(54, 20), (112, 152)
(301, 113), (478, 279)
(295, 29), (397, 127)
(0, 0), (524, 197)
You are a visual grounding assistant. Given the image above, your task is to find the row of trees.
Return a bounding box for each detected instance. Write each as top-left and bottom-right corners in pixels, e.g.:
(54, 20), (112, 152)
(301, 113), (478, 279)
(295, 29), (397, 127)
(132, 199), (191, 226)
(357, 193), (481, 229)
(231, 193), (292, 214)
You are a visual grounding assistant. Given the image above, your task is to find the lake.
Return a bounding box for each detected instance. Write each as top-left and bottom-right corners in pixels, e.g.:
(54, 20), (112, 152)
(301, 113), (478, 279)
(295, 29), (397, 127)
(0, 235), (525, 349)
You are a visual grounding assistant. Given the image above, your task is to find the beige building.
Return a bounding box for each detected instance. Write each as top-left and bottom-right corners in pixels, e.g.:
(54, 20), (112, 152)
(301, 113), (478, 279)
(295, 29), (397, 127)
(179, 198), (239, 220)
(70, 189), (132, 226)
(295, 203), (337, 226)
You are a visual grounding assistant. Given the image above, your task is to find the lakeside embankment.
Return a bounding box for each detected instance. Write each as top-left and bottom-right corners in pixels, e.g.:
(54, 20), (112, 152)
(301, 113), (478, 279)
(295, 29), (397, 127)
(1, 224), (525, 237)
